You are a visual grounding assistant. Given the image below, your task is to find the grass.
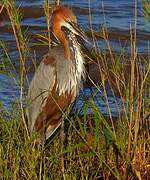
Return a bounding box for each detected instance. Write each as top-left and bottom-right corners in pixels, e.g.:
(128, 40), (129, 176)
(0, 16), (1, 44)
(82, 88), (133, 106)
(0, 0), (150, 179)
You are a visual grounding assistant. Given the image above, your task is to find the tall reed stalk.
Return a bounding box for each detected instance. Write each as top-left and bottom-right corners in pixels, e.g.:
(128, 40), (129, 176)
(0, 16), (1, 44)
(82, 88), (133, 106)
(44, 0), (52, 51)
(55, 0), (60, 5)
(4, 0), (29, 138)
(127, 0), (137, 160)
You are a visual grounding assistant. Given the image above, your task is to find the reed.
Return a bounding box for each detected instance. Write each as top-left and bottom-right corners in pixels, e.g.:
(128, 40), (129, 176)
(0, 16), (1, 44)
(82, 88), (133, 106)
(44, 0), (52, 51)
(2, 0), (29, 138)
(0, 0), (149, 179)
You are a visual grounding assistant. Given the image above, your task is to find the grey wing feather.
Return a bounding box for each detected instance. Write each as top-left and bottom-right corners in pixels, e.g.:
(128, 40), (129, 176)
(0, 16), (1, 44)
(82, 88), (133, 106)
(26, 60), (56, 133)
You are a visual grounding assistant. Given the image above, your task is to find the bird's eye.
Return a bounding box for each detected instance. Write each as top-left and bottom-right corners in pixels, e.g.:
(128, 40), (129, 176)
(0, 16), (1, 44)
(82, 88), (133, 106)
(68, 21), (76, 27)
(66, 17), (72, 22)
(65, 18), (75, 25)
(61, 26), (70, 35)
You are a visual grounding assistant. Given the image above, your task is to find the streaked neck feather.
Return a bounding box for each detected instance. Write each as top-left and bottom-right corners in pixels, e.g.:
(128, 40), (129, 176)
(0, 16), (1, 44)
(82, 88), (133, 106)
(56, 33), (85, 96)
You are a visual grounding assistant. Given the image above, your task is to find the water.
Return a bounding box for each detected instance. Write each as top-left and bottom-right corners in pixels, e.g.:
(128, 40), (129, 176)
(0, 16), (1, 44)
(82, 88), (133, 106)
(74, 88), (125, 117)
(0, 0), (149, 115)
(1, 0), (149, 52)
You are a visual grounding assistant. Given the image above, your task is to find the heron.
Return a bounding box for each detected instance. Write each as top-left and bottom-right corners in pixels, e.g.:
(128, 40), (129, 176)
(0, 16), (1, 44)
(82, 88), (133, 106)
(26, 5), (87, 142)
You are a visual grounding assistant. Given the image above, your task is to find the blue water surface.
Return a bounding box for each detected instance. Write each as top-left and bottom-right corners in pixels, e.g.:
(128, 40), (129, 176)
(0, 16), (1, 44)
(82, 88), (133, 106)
(0, 0), (149, 115)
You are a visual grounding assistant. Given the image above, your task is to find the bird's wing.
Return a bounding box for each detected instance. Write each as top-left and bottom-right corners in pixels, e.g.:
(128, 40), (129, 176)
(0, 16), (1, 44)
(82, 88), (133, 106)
(26, 55), (56, 134)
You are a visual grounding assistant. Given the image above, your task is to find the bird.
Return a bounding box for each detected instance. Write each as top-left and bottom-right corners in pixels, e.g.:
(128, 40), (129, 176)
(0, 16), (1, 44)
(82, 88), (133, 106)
(26, 5), (87, 142)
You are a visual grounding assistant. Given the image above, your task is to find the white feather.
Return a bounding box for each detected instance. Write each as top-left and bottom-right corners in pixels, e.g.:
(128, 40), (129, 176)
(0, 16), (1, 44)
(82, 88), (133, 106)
(57, 32), (85, 96)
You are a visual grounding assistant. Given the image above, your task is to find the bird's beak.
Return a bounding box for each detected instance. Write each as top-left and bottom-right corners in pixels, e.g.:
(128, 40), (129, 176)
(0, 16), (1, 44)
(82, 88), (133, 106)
(69, 22), (88, 43)
(61, 20), (89, 43)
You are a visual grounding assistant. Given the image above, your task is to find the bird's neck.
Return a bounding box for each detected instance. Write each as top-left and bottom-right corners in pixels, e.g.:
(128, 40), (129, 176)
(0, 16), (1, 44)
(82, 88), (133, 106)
(57, 32), (85, 95)
(63, 40), (71, 60)
(66, 32), (84, 73)
(63, 32), (82, 62)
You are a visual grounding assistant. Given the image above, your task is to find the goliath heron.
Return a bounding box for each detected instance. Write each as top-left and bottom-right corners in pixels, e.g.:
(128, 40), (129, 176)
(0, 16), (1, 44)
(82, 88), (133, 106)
(26, 6), (87, 142)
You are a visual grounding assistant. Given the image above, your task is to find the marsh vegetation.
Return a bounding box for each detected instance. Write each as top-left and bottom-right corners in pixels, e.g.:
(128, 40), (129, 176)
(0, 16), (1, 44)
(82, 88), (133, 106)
(0, 0), (150, 179)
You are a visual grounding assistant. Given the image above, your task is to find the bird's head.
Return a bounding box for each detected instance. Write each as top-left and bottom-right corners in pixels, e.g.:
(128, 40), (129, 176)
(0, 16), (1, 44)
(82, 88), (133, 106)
(51, 6), (87, 47)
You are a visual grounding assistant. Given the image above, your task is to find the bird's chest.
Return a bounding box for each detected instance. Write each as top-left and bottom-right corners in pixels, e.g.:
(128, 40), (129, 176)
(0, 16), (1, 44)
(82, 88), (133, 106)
(55, 59), (79, 96)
